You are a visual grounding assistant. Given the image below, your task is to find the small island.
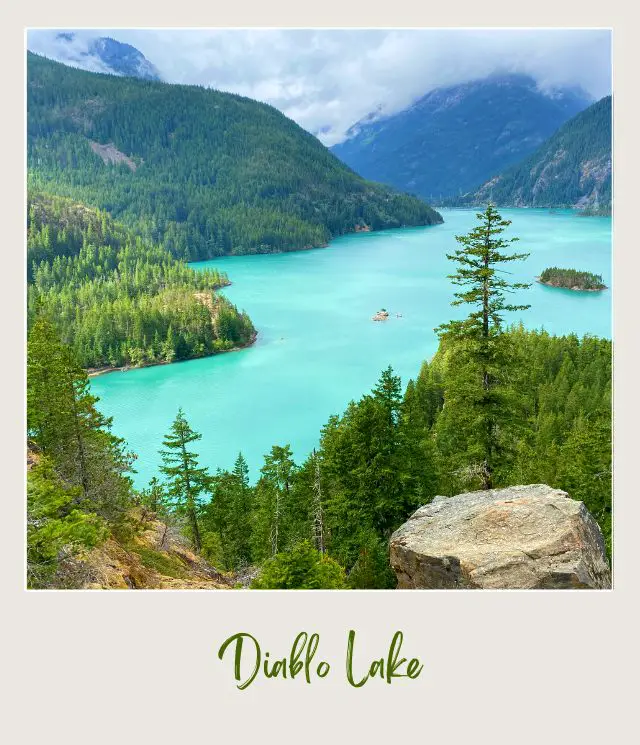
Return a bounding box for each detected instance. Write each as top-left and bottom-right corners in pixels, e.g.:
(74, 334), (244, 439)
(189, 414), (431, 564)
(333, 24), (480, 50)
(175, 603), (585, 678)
(537, 267), (607, 292)
(372, 308), (390, 321)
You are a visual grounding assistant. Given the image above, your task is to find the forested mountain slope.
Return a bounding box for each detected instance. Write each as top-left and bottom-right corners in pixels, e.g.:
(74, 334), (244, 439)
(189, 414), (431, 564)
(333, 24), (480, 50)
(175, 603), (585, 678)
(331, 74), (591, 201)
(27, 53), (442, 261)
(457, 96), (612, 210)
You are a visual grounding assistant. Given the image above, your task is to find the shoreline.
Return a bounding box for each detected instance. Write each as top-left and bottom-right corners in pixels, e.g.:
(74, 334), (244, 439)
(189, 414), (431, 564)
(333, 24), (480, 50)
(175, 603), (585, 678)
(191, 218), (444, 264)
(87, 331), (258, 378)
(89, 219), (445, 380)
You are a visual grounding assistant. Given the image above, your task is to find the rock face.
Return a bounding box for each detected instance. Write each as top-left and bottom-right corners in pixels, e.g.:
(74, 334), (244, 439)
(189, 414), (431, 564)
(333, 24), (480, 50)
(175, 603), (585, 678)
(389, 485), (611, 589)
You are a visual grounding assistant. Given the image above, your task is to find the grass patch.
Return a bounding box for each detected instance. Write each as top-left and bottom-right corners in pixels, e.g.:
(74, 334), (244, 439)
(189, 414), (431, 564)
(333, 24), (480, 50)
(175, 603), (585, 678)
(132, 545), (189, 579)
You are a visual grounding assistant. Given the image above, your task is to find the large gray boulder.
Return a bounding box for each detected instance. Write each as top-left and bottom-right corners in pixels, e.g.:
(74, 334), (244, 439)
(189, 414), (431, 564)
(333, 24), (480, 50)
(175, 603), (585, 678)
(389, 484), (611, 589)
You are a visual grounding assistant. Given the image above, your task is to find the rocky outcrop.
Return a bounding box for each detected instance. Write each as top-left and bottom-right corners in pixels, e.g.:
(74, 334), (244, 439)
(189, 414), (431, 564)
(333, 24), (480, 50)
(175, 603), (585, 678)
(89, 140), (139, 172)
(372, 309), (389, 321)
(78, 516), (231, 589)
(389, 484), (611, 589)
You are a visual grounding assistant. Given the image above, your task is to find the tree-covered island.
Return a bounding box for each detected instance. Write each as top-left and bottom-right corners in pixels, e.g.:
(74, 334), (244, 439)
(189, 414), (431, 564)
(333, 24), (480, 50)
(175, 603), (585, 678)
(537, 267), (607, 291)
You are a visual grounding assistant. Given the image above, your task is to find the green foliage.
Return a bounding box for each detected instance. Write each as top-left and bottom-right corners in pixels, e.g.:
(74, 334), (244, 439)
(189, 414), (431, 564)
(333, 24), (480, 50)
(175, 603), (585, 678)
(27, 319), (136, 587)
(555, 417), (612, 556)
(539, 267), (606, 290)
(194, 364), (441, 586)
(27, 458), (108, 588)
(131, 545), (188, 579)
(251, 541), (347, 589)
(27, 192), (255, 369)
(498, 325), (612, 550)
(346, 530), (397, 589)
(202, 453), (254, 570)
(435, 205), (530, 488)
(27, 316), (134, 521)
(159, 409), (211, 551)
(317, 366), (437, 569)
(27, 52), (442, 262)
(421, 325), (612, 546)
(250, 445), (297, 561)
(138, 476), (169, 518)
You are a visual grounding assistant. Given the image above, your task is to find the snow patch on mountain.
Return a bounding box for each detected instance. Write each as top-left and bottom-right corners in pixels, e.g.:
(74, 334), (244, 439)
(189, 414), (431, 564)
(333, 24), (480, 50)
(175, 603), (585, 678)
(27, 31), (161, 81)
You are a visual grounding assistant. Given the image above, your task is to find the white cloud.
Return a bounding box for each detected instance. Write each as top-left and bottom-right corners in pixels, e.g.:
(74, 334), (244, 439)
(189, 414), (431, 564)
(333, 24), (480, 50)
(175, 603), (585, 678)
(27, 28), (612, 146)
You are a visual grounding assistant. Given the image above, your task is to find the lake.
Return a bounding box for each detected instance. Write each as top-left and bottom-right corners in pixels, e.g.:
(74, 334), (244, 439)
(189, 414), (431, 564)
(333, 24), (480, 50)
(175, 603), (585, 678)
(91, 208), (612, 487)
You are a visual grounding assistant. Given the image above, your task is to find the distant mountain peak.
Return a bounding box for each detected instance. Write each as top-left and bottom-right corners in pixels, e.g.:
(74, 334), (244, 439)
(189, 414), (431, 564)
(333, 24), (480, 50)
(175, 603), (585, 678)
(30, 32), (161, 81)
(85, 37), (161, 81)
(331, 73), (593, 200)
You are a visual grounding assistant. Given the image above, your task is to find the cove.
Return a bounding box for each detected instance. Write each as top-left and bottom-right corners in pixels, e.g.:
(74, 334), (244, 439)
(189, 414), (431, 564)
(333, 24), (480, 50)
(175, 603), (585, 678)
(91, 208), (612, 488)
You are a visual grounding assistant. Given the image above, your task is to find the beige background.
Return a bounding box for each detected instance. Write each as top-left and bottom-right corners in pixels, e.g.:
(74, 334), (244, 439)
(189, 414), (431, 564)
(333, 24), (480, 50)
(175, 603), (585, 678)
(2, 3), (638, 742)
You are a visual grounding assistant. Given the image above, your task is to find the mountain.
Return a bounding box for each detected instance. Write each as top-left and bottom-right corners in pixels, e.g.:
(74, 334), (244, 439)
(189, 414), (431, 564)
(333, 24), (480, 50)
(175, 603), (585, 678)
(457, 96), (612, 211)
(31, 32), (162, 81)
(331, 74), (592, 201)
(27, 53), (442, 262)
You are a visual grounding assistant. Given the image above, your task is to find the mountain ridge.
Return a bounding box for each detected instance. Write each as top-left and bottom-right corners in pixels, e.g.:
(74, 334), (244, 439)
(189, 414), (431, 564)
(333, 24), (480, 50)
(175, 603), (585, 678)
(455, 95), (612, 211)
(27, 52), (442, 262)
(331, 73), (593, 201)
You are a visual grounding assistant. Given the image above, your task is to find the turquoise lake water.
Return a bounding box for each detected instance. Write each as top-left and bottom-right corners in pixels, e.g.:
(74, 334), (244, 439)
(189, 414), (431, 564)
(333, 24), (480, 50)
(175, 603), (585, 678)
(91, 208), (612, 487)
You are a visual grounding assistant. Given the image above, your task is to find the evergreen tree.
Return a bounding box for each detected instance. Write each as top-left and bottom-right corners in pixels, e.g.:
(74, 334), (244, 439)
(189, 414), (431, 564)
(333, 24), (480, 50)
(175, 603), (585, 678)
(346, 529), (397, 589)
(251, 541), (346, 589)
(436, 204), (530, 489)
(27, 458), (107, 588)
(230, 453), (253, 565)
(138, 476), (167, 519)
(318, 367), (436, 571)
(27, 316), (133, 520)
(251, 445), (296, 560)
(203, 453), (254, 569)
(159, 409), (210, 551)
(311, 450), (326, 554)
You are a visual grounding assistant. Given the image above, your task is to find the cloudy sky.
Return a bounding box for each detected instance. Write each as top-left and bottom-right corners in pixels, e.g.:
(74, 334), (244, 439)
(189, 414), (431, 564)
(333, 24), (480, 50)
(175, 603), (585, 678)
(27, 29), (611, 146)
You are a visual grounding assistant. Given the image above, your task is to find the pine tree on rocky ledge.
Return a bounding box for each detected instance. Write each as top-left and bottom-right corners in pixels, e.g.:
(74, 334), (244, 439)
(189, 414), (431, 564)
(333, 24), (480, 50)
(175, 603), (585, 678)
(435, 204), (530, 490)
(159, 409), (210, 551)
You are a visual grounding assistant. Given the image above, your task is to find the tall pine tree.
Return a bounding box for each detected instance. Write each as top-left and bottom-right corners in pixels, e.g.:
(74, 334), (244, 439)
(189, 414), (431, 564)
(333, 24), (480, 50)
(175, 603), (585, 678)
(251, 445), (296, 560)
(436, 204), (530, 489)
(159, 409), (210, 551)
